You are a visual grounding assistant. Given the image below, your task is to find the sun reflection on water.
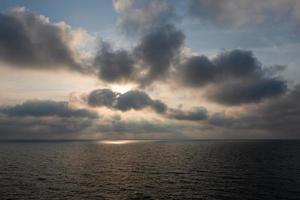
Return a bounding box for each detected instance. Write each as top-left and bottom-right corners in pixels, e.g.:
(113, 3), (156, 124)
(99, 140), (148, 145)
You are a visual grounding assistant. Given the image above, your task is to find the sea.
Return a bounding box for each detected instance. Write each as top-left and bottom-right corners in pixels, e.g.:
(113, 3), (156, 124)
(0, 140), (300, 200)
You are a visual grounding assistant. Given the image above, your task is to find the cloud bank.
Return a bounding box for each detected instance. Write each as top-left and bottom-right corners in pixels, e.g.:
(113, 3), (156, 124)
(0, 7), (85, 71)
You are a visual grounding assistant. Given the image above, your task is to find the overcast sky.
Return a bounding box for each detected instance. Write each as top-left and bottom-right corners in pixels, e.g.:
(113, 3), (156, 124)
(0, 0), (299, 139)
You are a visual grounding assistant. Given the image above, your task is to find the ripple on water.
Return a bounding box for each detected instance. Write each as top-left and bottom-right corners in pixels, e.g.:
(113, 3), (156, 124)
(0, 140), (300, 200)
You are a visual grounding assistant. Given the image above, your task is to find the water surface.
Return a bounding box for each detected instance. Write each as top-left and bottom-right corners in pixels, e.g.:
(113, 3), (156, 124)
(1, 140), (300, 199)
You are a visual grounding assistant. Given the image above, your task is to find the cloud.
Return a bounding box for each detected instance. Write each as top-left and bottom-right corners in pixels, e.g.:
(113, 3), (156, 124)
(93, 42), (135, 82)
(0, 115), (96, 139)
(209, 78), (287, 105)
(115, 90), (152, 111)
(90, 24), (184, 85)
(255, 84), (300, 134)
(0, 7), (85, 71)
(151, 100), (168, 113)
(180, 50), (262, 86)
(82, 119), (188, 139)
(87, 89), (168, 114)
(0, 100), (186, 139)
(208, 84), (300, 136)
(87, 89), (209, 119)
(179, 49), (287, 105)
(168, 107), (208, 121)
(214, 50), (262, 77)
(134, 24), (185, 84)
(0, 100), (100, 139)
(188, 0), (300, 28)
(87, 89), (117, 107)
(113, 0), (177, 36)
(0, 100), (98, 118)
(180, 55), (217, 87)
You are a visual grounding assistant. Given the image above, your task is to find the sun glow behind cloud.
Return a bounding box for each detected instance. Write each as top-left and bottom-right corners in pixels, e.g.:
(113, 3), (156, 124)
(111, 84), (134, 94)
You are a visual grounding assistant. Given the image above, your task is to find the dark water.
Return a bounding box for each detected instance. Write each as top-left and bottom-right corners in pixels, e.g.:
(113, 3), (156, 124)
(1, 140), (300, 200)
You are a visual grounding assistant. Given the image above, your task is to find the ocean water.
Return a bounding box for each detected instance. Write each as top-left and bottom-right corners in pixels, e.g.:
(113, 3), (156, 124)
(0, 140), (300, 200)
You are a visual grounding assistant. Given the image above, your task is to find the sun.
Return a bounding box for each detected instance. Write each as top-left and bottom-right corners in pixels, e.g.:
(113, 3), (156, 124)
(111, 84), (134, 94)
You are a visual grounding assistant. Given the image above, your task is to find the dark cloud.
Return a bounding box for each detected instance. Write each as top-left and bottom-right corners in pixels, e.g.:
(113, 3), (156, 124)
(208, 84), (300, 136)
(209, 78), (287, 105)
(0, 6), (184, 86)
(256, 84), (300, 134)
(180, 50), (261, 86)
(0, 7), (82, 71)
(115, 90), (152, 111)
(181, 55), (217, 87)
(0, 113), (185, 140)
(179, 49), (287, 105)
(0, 115), (96, 139)
(94, 42), (135, 82)
(151, 100), (168, 113)
(113, 0), (177, 36)
(214, 50), (262, 77)
(88, 89), (117, 107)
(208, 112), (231, 127)
(87, 89), (168, 114)
(111, 1), (183, 85)
(135, 25), (184, 84)
(0, 100), (100, 139)
(0, 100), (98, 118)
(168, 107), (208, 121)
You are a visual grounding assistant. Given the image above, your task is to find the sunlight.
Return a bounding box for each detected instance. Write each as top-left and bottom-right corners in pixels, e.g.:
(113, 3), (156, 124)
(99, 140), (139, 145)
(111, 84), (133, 94)
(98, 140), (155, 145)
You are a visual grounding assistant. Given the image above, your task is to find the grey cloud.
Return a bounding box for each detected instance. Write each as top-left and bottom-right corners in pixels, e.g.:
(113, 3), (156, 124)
(0, 98), (180, 139)
(87, 89), (211, 121)
(209, 78), (287, 105)
(0, 100), (98, 118)
(188, 0), (300, 28)
(0, 115), (96, 139)
(87, 89), (168, 114)
(135, 25), (185, 84)
(113, 0), (177, 36)
(94, 42), (135, 82)
(181, 55), (217, 87)
(208, 112), (231, 127)
(214, 50), (262, 77)
(0, 7), (184, 86)
(98, 120), (186, 139)
(180, 49), (287, 105)
(256, 84), (300, 134)
(0, 7), (82, 71)
(88, 89), (117, 107)
(0, 100), (99, 139)
(208, 84), (300, 136)
(92, 24), (185, 85)
(181, 50), (262, 87)
(151, 100), (168, 113)
(168, 107), (208, 121)
(115, 90), (152, 111)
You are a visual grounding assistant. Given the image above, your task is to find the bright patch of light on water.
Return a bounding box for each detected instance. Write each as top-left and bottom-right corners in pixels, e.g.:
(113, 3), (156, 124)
(99, 140), (148, 145)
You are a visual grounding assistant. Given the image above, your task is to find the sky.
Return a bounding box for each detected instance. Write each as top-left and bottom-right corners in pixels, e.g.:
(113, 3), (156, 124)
(0, 0), (299, 140)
